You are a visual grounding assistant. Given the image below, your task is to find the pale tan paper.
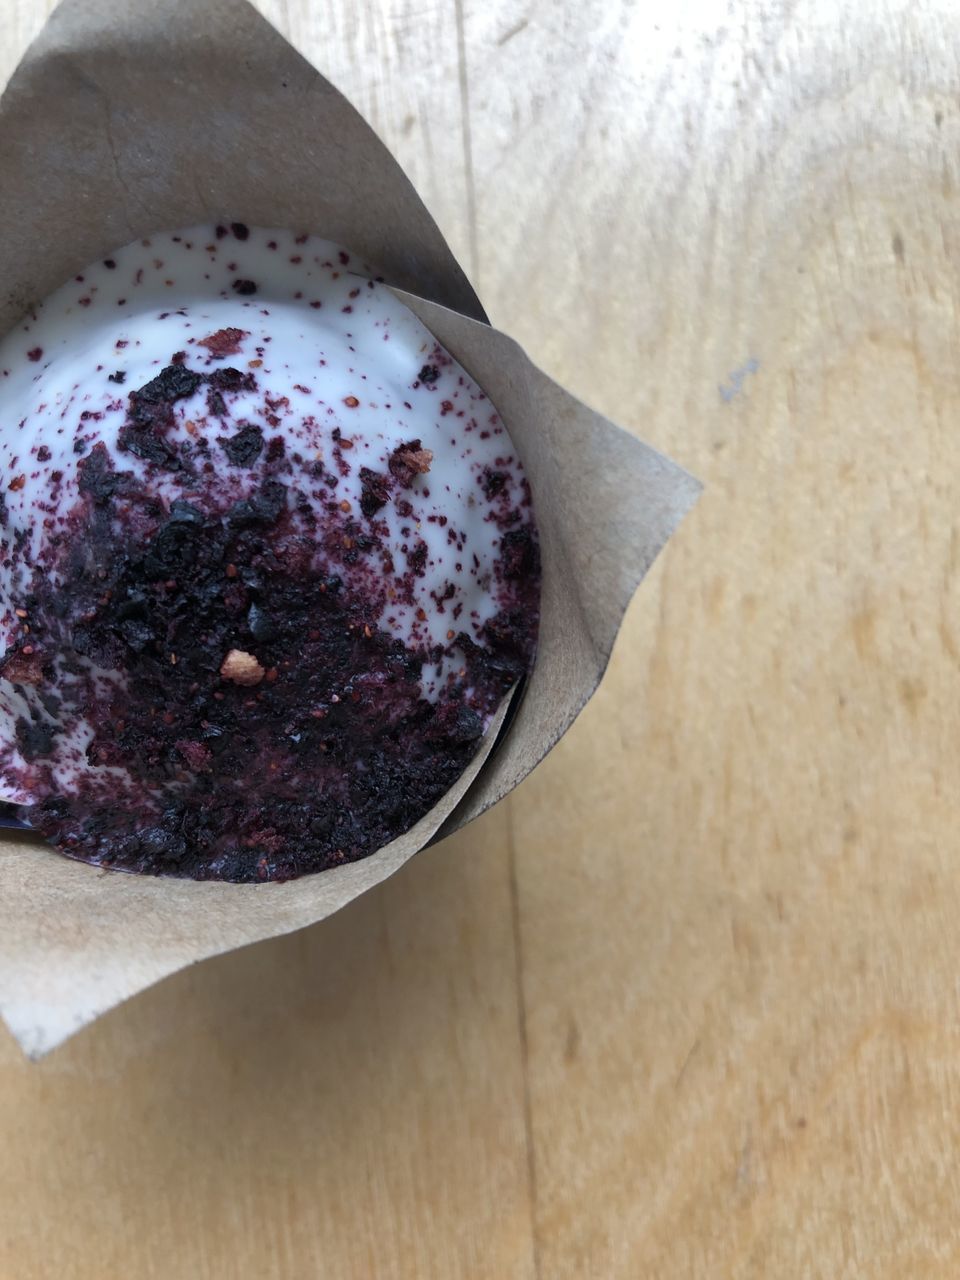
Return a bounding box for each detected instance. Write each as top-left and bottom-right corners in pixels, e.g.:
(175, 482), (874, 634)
(0, 697), (513, 1059)
(0, 0), (700, 1056)
(393, 294), (701, 833)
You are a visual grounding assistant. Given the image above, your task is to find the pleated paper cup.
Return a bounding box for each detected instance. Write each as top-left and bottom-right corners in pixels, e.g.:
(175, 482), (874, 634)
(0, 0), (700, 1057)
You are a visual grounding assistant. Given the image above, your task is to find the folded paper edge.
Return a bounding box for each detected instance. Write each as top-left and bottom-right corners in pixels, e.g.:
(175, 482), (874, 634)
(0, 0), (488, 333)
(0, 692), (515, 1059)
(388, 291), (702, 835)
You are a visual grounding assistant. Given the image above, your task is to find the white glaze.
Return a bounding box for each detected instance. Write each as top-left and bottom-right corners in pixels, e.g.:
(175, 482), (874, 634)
(0, 226), (533, 805)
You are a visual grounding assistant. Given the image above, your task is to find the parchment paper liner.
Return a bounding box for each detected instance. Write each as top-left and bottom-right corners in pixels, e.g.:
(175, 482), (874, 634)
(0, 0), (700, 1056)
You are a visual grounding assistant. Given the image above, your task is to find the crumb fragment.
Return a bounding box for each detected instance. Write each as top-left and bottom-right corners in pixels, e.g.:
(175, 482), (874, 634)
(176, 739), (212, 771)
(389, 440), (433, 487)
(0, 648), (43, 685)
(220, 648), (265, 686)
(198, 327), (247, 358)
(402, 447), (432, 473)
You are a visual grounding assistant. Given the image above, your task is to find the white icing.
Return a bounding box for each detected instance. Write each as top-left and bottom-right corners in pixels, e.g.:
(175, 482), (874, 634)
(0, 226), (533, 805)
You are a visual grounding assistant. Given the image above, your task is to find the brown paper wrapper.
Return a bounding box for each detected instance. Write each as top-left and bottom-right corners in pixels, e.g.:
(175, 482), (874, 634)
(0, 0), (700, 1057)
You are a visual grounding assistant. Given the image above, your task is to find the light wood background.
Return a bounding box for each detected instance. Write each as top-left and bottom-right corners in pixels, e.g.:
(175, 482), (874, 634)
(3, 0), (960, 1275)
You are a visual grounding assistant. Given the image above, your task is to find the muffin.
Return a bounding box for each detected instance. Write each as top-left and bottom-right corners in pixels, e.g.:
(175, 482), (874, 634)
(0, 225), (540, 881)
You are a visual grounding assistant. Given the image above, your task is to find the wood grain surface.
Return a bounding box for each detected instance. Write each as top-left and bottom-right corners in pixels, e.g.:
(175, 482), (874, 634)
(3, 0), (960, 1275)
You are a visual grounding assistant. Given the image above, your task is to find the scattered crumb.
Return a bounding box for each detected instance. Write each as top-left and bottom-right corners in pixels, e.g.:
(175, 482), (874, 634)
(220, 648), (265, 686)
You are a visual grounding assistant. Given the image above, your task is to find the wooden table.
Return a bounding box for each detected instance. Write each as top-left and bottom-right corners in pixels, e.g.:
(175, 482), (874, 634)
(4, 1), (960, 1275)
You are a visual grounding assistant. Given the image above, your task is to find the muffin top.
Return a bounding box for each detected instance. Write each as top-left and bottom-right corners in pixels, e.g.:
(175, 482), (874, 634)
(0, 225), (540, 880)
